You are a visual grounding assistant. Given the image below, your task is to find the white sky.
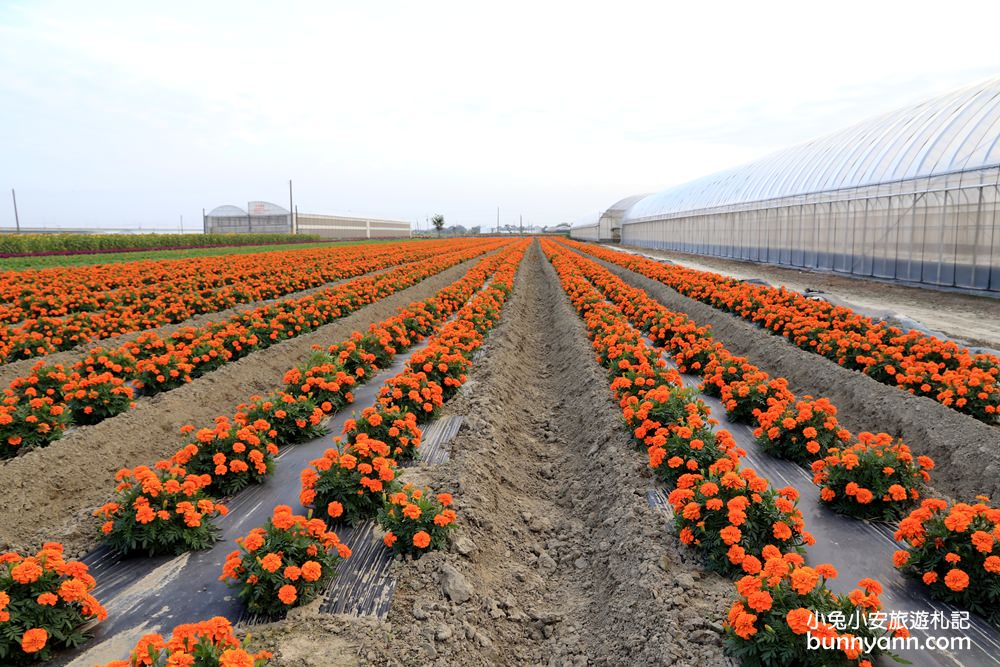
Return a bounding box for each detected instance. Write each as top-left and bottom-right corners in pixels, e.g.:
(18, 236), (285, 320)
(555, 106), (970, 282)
(2, 0), (1000, 231)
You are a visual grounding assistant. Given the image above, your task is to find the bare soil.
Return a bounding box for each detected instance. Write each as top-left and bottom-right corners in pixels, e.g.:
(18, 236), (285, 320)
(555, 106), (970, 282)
(0, 259), (480, 558)
(589, 252), (1000, 504)
(251, 242), (735, 666)
(617, 245), (1000, 351)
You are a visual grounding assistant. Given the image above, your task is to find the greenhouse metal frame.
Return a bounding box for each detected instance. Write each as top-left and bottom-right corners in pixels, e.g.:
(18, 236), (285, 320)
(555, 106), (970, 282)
(579, 76), (1000, 294)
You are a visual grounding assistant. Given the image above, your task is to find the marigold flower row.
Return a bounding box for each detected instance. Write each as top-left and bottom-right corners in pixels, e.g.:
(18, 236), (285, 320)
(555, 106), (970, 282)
(0, 244), (524, 665)
(0, 239), (473, 361)
(0, 240), (505, 459)
(564, 239), (999, 423)
(552, 241), (1000, 636)
(542, 239), (899, 666)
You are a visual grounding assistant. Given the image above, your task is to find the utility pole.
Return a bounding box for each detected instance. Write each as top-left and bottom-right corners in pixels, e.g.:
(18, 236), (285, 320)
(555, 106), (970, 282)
(519, 214), (523, 236)
(496, 206), (500, 235)
(288, 179), (295, 234)
(11, 189), (20, 233)
(179, 214), (184, 234)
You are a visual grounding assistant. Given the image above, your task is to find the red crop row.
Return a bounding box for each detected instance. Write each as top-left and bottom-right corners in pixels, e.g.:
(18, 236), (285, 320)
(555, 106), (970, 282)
(564, 240), (1000, 422)
(542, 239), (898, 666)
(0, 239), (464, 363)
(0, 239), (505, 459)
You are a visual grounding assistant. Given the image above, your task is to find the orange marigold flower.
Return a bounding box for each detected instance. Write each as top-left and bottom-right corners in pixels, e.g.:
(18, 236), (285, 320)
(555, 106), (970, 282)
(790, 566), (820, 595)
(383, 531), (397, 548)
(327, 501), (344, 519)
(219, 648), (255, 667)
(11, 558), (43, 584)
(260, 553), (282, 573)
(746, 590), (773, 613)
(301, 560), (323, 582)
(719, 525), (742, 545)
(20, 628), (48, 654)
(278, 584), (298, 605)
(413, 531), (431, 549)
(36, 592), (58, 606)
(786, 607), (813, 635)
(944, 568), (970, 592)
(971, 531), (994, 554)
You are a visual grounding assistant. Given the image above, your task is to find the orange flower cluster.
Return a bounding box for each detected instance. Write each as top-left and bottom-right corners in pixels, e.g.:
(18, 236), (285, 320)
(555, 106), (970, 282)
(544, 241), (812, 576)
(726, 549), (896, 666)
(95, 462), (228, 556)
(754, 396), (851, 464)
(221, 505), (349, 616)
(235, 392), (326, 448)
(0, 239), (504, 454)
(343, 406), (422, 461)
(0, 239), (485, 363)
(302, 433), (400, 526)
(0, 542), (107, 663)
(812, 432), (931, 520)
(554, 239), (937, 525)
(99, 616), (271, 667)
(564, 239), (1000, 422)
(894, 496), (1000, 624)
(283, 351), (358, 414)
(172, 416), (279, 496)
(379, 484), (457, 558)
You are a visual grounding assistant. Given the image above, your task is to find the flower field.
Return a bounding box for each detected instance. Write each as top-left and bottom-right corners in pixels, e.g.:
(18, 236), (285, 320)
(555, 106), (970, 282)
(0, 237), (997, 666)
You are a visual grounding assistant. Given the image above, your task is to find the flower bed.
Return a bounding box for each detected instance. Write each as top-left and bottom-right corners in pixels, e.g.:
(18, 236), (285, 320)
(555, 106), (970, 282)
(0, 542), (107, 665)
(220, 505), (350, 616)
(98, 615), (271, 667)
(894, 497), (1000, 624)
(565, 239), (1000, 422)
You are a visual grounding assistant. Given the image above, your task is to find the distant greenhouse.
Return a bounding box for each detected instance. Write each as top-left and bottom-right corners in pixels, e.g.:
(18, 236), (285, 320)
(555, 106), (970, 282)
(204, 203), (410, 239)
(576, 76), (1000, 294)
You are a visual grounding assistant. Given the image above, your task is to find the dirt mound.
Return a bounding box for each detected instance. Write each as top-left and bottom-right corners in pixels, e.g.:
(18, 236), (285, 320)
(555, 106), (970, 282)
(253, 242), (735, 666)
(0, 259), (480, 558)
(591, 254), (1000, 504)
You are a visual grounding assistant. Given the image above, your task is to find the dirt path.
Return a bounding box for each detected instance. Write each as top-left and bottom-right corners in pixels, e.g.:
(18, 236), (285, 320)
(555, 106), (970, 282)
(616, 244), (1000, 351)
(586, 252), (1000, 505)
(251, 242), (735, 666)
(0, 257), (482, 558)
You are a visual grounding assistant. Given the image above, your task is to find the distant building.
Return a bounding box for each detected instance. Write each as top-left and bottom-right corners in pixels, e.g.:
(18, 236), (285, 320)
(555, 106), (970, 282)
(204, 202), (410, 239)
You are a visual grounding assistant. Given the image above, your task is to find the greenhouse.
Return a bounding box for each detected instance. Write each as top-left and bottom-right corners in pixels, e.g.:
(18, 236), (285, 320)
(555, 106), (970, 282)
(581, 76), (1000, 294)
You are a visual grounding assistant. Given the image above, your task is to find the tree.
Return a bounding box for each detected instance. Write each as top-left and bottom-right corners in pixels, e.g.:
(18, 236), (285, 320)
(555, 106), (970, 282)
(431, 214), (445, 237)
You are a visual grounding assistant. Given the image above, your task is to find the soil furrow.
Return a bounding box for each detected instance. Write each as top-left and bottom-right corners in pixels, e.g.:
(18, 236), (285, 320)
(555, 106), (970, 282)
(294, 242), (735, 666)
